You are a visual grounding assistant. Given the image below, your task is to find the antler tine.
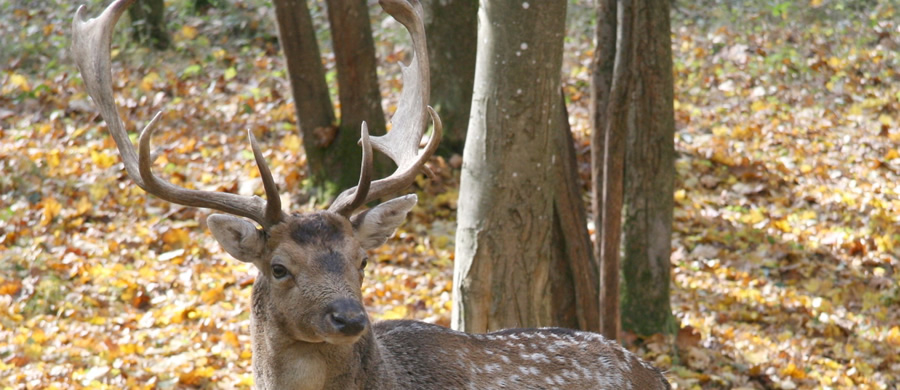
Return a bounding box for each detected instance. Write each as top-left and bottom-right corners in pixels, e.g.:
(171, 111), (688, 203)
(249, 130), (286, 227)
(333, 123), (374, 218)
(73, 0), (285, 229)
(328, 0), (441, 215)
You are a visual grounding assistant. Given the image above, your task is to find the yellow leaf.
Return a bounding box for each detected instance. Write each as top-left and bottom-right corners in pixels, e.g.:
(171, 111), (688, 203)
(47, 149), (61, 168)
(41, 197), (62, 226)
(0, 280), (22, 295)
(223, 331), (241, 348)
(37, 123), (52, 135)
(201, 284), (224, 305)
(803, 278), (821, 294)
(75, 196), (92, 216)
(238, 373), (254, 386)
(90, 150), (117, 169)
(224, 67), (237, 81)
(809, 0), (823, 7)
(31, 328), (48, 344)
(381, 305), (408, 320)
(885, 149), (899, 161)
(743, 350), (768, 365)
(162, 228), (191, 247)
(89, 181), (110, 201)
(181, 25), (198, 40)
(780, 362), (806, 379)
(284, 134), (302, 152)
(140, 72), (160, 92)
(742, 209), (765, 225)
(773, 218), (791, 233)
(8, 73), (30, 92)
(750, 100), (766, 112)
(886, 326), (900, 347)
(827, 57), (842, 69)
(179, 366), (215, 385)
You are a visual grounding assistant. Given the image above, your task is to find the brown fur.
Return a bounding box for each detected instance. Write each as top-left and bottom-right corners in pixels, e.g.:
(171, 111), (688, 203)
(218, 209), (669, 389)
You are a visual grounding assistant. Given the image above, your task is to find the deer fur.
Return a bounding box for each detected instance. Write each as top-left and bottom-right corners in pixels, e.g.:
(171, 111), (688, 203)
(208, 195), (669, 390)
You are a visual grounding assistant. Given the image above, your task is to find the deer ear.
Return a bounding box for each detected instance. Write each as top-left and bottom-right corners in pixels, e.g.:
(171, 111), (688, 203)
(207, 214), (266, 263)
(351, 194), (417, 250)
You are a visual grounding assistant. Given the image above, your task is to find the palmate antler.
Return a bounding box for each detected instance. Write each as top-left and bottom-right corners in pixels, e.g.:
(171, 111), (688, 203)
(72, 0), (439, 224)
(71, 0), (286, 229)
(327, 0), (443, 217)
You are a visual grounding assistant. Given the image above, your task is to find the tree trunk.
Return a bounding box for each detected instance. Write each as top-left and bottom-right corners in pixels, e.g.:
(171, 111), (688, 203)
(325, 0), (391, 188)
(423, 0), (477, 156)
(127, 0), (170, 50)
(193, 0), (215, 15)
(592, 0), (634, 341)
(453, 0), (573, 333)
(274, 0), (390, 198)
(272, 0), (338, 196)
(553, 92), (600, 332)
(620, 0), (675, 336)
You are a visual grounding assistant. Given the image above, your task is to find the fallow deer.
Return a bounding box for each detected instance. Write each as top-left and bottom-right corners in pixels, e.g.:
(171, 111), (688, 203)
(72, 0), (671, 388)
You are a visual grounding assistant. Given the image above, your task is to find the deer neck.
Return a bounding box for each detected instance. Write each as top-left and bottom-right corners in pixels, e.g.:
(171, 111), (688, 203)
(249, 281), (394, 390)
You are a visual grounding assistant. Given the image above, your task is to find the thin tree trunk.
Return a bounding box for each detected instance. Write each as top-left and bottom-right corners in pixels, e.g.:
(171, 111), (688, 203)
(591, 0), (616, 264)
(595, 0), (634, 341)
(453, 0), (570, 333)
(276, 0), (390, 197)
(554, 91), (600, 332)
(423, 0), (477, 156)
(621, 0), (674, 336)
(326, 0), (391, 187)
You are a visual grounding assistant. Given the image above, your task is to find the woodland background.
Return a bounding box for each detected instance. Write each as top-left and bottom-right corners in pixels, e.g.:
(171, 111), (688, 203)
(1, 0), (899, 388)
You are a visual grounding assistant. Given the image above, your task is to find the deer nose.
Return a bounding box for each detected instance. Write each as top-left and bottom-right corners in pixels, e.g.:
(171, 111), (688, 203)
(325, 299), (368, 336)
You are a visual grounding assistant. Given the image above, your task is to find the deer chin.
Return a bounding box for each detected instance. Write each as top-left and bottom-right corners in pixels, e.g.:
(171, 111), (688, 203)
(319, 328), (368, 345)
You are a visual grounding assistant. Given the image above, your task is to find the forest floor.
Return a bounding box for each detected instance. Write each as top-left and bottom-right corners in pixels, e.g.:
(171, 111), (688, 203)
(1, 0), (899, 388)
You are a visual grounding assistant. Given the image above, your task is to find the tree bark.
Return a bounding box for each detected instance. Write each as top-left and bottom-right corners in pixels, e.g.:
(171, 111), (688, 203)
(423, 0), (477, 156)
(326, 0), (391, 187)
(591, 0), (634, 342)
(620, 0), (675, 336)
(127, 0), (170, 50)
(453, 0), (573, 332)
(273, 0), (338, 195)
(274, 0), (390, 198)
(553, 92), (600, 332)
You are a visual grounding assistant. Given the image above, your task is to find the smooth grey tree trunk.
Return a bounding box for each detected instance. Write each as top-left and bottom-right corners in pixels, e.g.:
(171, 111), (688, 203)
(453, 0), (577, 333)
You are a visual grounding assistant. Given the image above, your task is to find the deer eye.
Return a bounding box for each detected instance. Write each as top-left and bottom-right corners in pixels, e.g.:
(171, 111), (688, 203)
(360, 257), (368, 270)
(272, 264), (290, 279)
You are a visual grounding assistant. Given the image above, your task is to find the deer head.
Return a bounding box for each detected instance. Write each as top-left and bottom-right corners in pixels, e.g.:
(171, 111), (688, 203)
(72, 0), (440, 347)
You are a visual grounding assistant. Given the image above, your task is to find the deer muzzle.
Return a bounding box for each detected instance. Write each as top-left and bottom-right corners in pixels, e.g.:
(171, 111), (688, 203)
(324, 299), (369, 341)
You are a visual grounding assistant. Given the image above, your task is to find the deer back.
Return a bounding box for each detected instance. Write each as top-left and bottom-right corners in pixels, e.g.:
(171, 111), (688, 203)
(371, 321), (670, 389)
